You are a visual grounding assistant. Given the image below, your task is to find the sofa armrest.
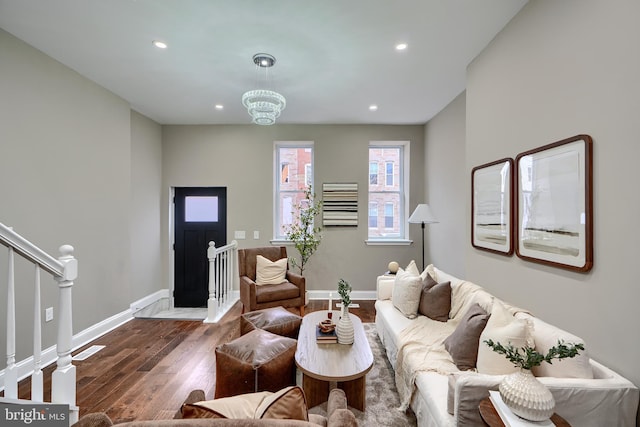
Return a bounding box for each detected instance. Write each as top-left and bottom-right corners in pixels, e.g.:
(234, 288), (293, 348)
(448, 372), (502, 426)
(286, 271), (306, 295)
(239, 276), (257, 311)
(376, 275), (395, 300)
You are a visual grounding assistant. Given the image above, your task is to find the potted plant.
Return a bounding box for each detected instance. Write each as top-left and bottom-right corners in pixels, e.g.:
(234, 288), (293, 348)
(336, 279), (354, 345)
(285, 185), (322, 276)
(483, 339), (584, 421)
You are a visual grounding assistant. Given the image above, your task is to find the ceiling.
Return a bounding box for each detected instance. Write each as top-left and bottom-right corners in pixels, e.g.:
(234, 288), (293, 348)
(0, 0), (527, 125)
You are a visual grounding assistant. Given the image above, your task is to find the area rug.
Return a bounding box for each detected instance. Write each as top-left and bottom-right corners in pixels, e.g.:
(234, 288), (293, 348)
(308, 323), (417, 426)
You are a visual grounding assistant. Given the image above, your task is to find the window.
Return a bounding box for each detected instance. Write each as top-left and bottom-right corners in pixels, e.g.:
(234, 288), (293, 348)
(384, 202), (394, 228)
(185, 196), (218, 222)
(369, 162), (378, 185)
(275, 142), (314, 239)
(368, 203), (378, 228)
(367, 142), (409, 242)
(385, 161), (394, 186)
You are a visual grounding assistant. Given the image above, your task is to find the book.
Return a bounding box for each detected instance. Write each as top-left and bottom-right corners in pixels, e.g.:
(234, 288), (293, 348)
(316, 324), (337, 343)
(488, 390), (554, 427)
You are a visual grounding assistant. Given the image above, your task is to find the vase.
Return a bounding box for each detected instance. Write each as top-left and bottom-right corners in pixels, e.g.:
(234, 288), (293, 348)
(336, 304), (354, 345)
(499, 368), (555, 421)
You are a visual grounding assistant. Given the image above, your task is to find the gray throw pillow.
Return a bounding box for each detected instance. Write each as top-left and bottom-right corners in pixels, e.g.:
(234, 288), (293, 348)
(418, 275), (451, 322)
(444, 303), (490, 371)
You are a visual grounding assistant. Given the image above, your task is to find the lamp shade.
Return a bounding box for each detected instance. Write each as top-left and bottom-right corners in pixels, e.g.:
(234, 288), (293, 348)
(408, 204), (438, 224)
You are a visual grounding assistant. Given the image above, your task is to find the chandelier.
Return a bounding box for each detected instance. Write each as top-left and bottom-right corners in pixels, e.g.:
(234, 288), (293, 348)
(242, 54), (286, 125)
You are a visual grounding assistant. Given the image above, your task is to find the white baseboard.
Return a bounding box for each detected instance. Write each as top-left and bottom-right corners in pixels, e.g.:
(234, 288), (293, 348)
(0, 289), (171, 391)
(306, 290), (377, 300)
(130, 289), (170, 313)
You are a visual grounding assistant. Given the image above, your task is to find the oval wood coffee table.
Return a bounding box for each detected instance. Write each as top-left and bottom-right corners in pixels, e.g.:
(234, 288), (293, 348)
(295, 310), (373, 411)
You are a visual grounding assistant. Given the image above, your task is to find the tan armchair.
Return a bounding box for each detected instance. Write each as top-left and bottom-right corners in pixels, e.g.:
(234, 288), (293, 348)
(239, 247), (305, 316)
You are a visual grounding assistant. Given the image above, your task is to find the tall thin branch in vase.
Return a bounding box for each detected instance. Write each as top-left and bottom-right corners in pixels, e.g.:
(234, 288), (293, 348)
(285, 185), (322, 275)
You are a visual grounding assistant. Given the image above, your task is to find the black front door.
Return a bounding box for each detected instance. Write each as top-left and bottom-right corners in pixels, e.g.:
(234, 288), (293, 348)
(174, 187), (227, 307)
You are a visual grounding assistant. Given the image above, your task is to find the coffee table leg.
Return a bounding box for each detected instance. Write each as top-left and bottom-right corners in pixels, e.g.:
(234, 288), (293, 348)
(302, 374), (329, 409)
(338, 376), (366, 411)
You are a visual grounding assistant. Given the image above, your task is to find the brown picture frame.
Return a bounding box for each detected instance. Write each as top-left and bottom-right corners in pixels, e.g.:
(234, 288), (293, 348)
(515, 135), (593, 272)
(471, 158), (514, 255)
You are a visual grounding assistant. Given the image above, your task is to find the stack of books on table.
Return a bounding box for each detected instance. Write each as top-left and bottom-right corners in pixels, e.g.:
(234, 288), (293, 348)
(488, 391), (553, 427)
(316, 325), (337, 344)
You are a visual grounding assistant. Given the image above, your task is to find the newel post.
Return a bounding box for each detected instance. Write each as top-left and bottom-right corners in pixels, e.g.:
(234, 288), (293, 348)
(204, 241), (218, 323)
(52, 244), (77, 409)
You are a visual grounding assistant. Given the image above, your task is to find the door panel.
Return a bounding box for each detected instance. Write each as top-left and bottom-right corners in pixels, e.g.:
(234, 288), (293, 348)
(174, 187), (227, 307)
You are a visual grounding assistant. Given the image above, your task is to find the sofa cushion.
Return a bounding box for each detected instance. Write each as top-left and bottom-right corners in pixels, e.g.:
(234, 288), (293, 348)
(444, 303), (490, 371)
(527, 315), (593, 379)
(418, 275), (451, 322)
(476, 299), (531, 375)
(255, 386), (308, 420)
(392, 267), (423, 319)
(256, 255), (287, 285)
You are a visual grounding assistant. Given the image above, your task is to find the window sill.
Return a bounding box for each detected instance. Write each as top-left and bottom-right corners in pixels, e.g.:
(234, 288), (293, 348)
(270, 239), (293, 246)
(365, 239), (413, 246)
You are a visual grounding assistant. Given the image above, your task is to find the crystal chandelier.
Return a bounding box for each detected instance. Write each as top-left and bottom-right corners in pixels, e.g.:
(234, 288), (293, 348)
(242, 54), (286, 125)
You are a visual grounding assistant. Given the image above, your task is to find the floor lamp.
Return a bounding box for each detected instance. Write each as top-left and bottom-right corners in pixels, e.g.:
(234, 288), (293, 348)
(408, 204), (438, 271)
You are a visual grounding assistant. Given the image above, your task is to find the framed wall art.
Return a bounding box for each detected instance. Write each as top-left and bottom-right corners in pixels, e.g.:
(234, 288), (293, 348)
(322, 183), (358, 226)
(471, 158), (514, 255)
(515, 135), (593, 272)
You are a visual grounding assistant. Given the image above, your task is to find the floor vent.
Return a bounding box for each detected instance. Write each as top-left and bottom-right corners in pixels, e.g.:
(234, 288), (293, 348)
(72, 345), (106, 361)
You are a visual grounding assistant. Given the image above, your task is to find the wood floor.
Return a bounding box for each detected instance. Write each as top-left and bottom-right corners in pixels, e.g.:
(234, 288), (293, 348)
(17, 300), (377, 423)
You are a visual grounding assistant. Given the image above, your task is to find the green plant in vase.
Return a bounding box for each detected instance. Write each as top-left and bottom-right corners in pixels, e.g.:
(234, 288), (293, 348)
(338, 278), (352, 308)
(484, 339), (584, 421)
(483, 339), (584, 370)
(285, 185), (322, 275)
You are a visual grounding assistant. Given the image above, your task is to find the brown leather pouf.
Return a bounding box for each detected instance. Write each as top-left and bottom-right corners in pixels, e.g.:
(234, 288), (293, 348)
(214, 329), (297, 398)
(240, 306), (302, 339)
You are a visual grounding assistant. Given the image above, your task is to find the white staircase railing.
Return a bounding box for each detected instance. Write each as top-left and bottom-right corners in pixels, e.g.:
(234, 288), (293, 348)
(204, 240), (239, 323)
(0, 222), (78, 424)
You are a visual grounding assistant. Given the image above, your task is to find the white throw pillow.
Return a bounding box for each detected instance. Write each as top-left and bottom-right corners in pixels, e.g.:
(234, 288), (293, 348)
(255, 255), (287, 285)
(405, 259), (420, 276)
(530, 317), (593, 379)
(477, 300), (531, 375)
(391, 267), (423, 319)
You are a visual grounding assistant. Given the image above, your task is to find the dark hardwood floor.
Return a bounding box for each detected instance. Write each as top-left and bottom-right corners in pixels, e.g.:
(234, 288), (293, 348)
(17, 300), (376, 423)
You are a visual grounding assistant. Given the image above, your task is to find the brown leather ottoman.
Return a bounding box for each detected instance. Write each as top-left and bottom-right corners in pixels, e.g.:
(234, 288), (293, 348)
(214, 328), (297, 398)
(240, 306), (302, 339)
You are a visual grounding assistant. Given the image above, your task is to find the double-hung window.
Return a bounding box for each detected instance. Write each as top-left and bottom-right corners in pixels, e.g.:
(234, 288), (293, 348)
(367, 141), (409, 243)
(274, 142), (314, 240)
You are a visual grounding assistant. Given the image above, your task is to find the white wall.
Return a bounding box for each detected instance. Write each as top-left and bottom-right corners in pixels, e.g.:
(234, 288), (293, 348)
(130, 110), (163, 300)
(424, 92), (467, 277)
(465, 0), (640, 396)
(161, 124), (426, 295)
(0, 29), (163, 360)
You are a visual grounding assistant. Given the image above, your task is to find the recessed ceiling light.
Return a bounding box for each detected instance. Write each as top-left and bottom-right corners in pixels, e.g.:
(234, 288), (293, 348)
(369, 105), (378, 111)
(152, 40), (168, 49)
(395, 43), (408, 51)
(215, 104), (224, 110)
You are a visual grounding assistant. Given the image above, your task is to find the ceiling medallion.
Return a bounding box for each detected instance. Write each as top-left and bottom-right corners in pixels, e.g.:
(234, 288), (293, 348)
(242, 54), (286, 125)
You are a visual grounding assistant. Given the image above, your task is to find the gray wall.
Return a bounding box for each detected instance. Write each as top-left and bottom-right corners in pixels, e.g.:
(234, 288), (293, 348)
(462, 0), (639, 394)
(162, 125), (425, 294)
(424, 92), (467, 277)
(0, 29), (163, 360)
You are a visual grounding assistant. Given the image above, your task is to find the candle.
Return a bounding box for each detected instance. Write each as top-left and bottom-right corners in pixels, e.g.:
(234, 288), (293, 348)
(328, 292), (332, 313)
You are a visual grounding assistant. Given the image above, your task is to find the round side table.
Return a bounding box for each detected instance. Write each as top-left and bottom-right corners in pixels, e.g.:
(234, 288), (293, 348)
(479, 398), (571, 427)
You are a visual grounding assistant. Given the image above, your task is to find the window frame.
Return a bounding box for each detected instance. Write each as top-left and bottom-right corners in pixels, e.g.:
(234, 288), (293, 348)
(272, 141), (314, 242)
(366, 141), (411, 245)
(385, 161), (394, 187)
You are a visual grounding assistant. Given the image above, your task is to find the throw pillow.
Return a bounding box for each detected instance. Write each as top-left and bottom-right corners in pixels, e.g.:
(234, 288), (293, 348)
(255, 386), (308, 420)
(392, 268), (423, 319)
(255, 255), (287, 285)
(418, 275), (451, 322)
(444, 303), (490, 371)
(530, 317), (593, 379)
(476, 300), (531, 375)
(405, 259), (420, 276)
(182, 391), (272, 419)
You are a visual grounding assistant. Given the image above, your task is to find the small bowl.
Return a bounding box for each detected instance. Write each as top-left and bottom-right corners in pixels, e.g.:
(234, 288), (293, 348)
(318, 322), (336, 334)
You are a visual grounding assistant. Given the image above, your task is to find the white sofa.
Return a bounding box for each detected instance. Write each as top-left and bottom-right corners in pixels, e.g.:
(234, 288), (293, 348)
(375, 265), (639, 427)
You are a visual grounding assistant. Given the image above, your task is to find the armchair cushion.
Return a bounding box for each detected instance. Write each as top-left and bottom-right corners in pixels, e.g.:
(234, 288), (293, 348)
(256, 256), (288, 285)
(256, 282), (301, 304)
